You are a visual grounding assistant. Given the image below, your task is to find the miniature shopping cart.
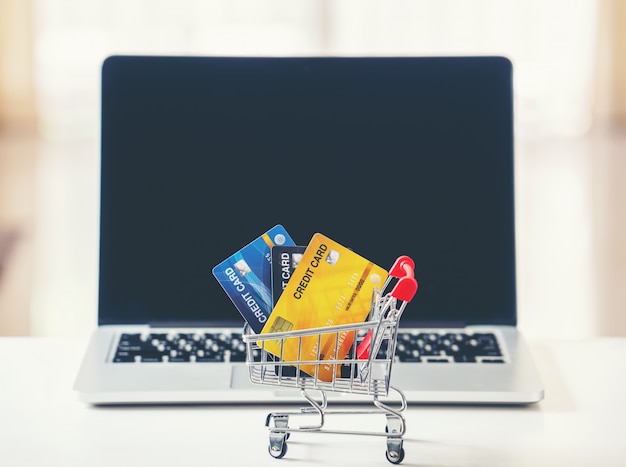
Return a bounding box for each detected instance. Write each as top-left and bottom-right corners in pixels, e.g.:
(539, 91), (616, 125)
(242, 256), (418, 464)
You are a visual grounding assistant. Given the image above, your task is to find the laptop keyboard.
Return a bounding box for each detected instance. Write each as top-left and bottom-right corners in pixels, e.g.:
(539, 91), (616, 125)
(112, 332), (248, 363)
(112, 330), (504, 364)
(394, 331), (505, 363)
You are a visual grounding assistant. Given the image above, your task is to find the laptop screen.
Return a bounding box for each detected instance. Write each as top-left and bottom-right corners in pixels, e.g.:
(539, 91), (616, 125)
(99, 56), (516, 328)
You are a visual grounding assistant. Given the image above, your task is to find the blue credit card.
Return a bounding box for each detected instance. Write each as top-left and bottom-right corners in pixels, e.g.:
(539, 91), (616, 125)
(212, 225), (295, 333)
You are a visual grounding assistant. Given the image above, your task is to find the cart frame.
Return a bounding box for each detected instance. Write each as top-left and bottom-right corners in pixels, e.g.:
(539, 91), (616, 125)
(242, 256), (417, 464)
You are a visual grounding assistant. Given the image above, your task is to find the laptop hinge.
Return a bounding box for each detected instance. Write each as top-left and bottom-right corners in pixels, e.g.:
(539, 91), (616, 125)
(146, 320), (235, 328)
(402, 321), (467, 329)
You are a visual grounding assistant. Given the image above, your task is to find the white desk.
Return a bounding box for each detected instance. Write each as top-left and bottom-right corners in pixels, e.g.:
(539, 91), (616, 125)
(1, 337), (625, 466)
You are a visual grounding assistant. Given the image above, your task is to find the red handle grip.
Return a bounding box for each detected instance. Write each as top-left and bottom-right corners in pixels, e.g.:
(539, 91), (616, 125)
(389, 255), (415, 278)
(390, 276), (418, 302)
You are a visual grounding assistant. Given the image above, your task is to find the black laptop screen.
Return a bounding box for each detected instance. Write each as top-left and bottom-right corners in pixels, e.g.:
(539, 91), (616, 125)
(99, 56), (516, 327)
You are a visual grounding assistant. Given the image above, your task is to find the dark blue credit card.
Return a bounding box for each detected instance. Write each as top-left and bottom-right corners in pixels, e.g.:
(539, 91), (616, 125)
(212, 225), (295, 333)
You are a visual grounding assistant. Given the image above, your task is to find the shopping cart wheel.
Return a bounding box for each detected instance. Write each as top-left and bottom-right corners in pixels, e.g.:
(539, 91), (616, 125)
(385, 446), (405, 464)
(385, 438), (404, 464)
(268, 433), (288, 459)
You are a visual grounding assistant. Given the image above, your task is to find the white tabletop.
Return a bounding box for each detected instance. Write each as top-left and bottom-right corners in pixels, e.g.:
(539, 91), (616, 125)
(1, 337), (625, 466)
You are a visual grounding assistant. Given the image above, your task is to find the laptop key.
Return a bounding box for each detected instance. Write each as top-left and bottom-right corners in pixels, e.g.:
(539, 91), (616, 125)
(140, 354), (163, 363)
(455, 355), (477, 363)
(113, 352), (136, 363)
(195, 355), (225, 363)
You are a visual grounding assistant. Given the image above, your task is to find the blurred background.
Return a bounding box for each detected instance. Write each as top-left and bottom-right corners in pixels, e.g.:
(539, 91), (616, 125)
(0, 0), (624, 339)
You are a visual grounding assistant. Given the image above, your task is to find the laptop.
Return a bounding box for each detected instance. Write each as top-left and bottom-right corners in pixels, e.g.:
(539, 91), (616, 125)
(74, 55), (544, 405)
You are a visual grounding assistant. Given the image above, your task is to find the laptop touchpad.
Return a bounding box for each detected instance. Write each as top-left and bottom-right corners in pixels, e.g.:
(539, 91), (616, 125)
(159, 365), (233, 390)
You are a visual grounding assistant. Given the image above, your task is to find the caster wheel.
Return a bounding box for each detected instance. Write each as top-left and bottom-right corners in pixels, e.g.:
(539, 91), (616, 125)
(385, 447), (405, 464)
(268, 437), (288, 459)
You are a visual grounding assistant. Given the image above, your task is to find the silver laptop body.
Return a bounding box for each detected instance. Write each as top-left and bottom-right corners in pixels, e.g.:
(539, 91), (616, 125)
(74, 55), (544, 405)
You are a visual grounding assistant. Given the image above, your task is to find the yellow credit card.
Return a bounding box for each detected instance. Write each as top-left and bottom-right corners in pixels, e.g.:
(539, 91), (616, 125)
(260, 233), (388, 381)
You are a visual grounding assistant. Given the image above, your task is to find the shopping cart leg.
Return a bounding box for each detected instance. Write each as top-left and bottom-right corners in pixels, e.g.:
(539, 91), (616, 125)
(385, 412), (404, 435)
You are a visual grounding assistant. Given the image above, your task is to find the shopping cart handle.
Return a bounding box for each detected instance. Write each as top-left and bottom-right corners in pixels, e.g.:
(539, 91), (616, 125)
(390, 276), (418, 302)
(389, 255), (415, 278)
